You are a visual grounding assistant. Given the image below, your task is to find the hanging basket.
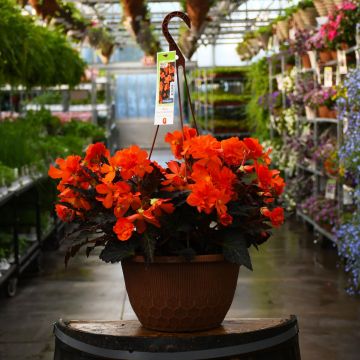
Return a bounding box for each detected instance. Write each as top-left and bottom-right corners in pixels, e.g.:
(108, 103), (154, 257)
(324, 0), (336, 15)
(186, 0), (212, 31)
(299, 7), (318, 29)
(313, 0), (329, 16)
(259, 32), (270, 49)
(292, 12), (306, 31)
(277, 20), (289, 41)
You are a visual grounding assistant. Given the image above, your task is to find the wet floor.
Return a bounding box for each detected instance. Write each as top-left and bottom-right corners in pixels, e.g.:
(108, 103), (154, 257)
(0, 220), (360, 359)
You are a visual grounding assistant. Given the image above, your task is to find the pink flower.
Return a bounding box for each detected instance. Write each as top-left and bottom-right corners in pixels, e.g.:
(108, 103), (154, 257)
(339, 1), (357, 11)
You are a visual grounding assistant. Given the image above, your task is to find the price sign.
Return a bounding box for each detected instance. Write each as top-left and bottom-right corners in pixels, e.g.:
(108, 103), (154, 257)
(324, 67), (333, 87)
(337, 50), (347, 75)
(325, 179), (337, 200)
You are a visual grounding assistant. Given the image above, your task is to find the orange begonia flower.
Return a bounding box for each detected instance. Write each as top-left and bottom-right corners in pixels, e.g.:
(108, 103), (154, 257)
(114, 192), (141, 218)
(114, 145), (153, 180)
(165, 126), (197, 159)
(59, 188), (91, 211)
(243, 138), (264, 160)
(184, 134), (221, 160)
(95, 181), (131, 208)
(221, 137), (249, 166)
(191, 162), (236, 199)
(48, 155), (83, 183)
(113, 217), (135, 241)
(55, 204), (76, 222)
(161, 161), (187, 191)
(255, 164), (285, 196)
(261, 207), (284, 227)
(84, 143), (110, 170)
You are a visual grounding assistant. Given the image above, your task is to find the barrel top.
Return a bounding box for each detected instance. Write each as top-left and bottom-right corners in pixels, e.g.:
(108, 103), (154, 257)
(54, 317), (299, 355)
(65, 318), (292, 338)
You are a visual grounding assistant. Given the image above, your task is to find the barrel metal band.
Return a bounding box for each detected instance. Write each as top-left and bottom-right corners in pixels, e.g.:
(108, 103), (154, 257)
(54, 324), (299, 360)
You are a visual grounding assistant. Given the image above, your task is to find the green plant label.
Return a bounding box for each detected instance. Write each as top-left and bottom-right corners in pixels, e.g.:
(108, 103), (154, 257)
(154, 51), (176, 125)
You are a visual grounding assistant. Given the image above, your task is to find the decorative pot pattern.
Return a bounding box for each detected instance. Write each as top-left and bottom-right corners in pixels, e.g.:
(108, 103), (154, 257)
(122, 255), (240, 332)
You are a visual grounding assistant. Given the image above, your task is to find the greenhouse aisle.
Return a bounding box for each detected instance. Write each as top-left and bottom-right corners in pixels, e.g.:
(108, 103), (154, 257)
(0, 218), (359, 360)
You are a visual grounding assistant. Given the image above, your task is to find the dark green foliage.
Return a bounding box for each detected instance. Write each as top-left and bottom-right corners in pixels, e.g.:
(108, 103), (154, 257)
(222, 229), (253, 271)
(99, 239), (137, 263)
(245, 58), (270, 140)
(0, 0), (85, 87)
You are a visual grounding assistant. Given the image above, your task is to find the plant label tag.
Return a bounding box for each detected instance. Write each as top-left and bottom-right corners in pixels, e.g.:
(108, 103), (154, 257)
(324, 67), (333, 87)
(154, 51), (176, 125)
(325, 179), (336, 200)
(289, 28), (296, 41)
(276, 75), (283, 91)
(307, 51), (317, 69)
(337, 50), (347, 75)
(336, 67), (341, 85)
(356, 23), (360, 46)
(343, 116), (348, 134)
(343, 185), (354, 205)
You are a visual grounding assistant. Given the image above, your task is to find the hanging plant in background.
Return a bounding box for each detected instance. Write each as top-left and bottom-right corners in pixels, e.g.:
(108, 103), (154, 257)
(0, 0), (85, 87)
(178, 0), (214, 59)
(336, 68), (360, 295)
(120, 0), (161, 58)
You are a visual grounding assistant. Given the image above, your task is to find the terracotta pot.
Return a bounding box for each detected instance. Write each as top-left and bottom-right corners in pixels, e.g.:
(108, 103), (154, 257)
(313, 0), (329, 17)
(122, 255), (240, 332)
(318, 105), (330, 118)
(301, 53), (312, 69)
(327, 109), (337, 118)
(319, 49), (332, 63)
(340, 42), (349, 50)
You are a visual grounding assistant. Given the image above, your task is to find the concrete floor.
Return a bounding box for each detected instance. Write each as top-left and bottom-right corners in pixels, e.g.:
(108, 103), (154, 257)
(0, 147), (359, 359)
(1, 219), (360, 359)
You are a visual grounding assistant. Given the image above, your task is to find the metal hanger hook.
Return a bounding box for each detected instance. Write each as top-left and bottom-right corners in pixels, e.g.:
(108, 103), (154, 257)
(162, 11), (191, 68)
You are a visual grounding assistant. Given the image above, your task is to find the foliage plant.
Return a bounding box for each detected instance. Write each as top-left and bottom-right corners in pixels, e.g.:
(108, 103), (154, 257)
(0, 0), (85, 87)
(245, 59), (270, 140)
(49, 128), (285, 269)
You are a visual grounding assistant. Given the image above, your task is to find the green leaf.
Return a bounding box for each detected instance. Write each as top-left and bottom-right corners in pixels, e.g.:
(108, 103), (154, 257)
(222, 230), (253, 271)
(99, 240), (136, 263)
(141, 232), (156, 263)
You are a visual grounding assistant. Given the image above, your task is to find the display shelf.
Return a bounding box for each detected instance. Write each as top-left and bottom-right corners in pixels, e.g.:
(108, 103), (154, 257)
(296, 163), (323, 177)
(192, 67), (249, 137)
(296, 209), (337, 244)
(298, 116), (338, 124)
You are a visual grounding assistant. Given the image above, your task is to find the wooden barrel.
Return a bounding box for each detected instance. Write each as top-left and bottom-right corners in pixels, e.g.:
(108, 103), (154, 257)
(53, 317), (301, 360)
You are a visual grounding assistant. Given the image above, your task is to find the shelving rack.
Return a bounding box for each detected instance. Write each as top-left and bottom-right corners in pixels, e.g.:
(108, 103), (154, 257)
(0, 175), (64, 297)
(192, 68), (250, 139)
(268, 44), (360, 244)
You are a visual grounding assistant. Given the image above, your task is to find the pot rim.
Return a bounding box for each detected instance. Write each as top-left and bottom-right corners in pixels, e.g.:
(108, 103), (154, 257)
(125, 254), (226, 264)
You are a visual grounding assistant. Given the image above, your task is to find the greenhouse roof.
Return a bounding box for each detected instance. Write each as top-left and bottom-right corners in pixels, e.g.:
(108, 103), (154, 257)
(60, 0), (298, 50)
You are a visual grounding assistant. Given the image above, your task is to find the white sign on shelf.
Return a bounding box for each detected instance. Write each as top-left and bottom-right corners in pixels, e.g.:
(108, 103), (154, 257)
(325, 179), (337, 200)
(337, 50), (348, 75)
(324, 67), (333, 87)
(343, 185), (354, 205)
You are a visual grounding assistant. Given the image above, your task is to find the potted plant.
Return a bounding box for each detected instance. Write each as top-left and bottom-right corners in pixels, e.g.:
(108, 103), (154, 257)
(293, 30), (313, 68)
(49, 128), (285, 332)
(304, 87), (337, 118)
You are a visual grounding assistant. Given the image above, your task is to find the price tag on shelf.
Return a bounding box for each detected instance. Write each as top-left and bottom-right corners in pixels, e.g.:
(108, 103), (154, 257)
(337, 50), (347, 75)
(276, 75), (283, 90)
(336, 67), (341, 85)
(343, 116), (348, 134)
(324, 67), (333, 87)
(289, 28), (296, 41)
(325, 179), (337, 200)
(307, 51), (317, 69)
(343, 185), (354, 205)
(154, 51), (176, 125)
(356, 23), (360, 46)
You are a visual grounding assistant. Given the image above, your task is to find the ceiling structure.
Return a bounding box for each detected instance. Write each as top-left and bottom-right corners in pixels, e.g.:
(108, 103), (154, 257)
(61, 0), (296, 52)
